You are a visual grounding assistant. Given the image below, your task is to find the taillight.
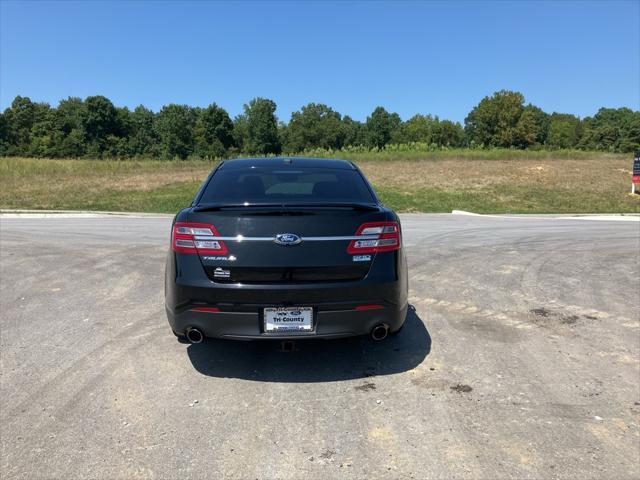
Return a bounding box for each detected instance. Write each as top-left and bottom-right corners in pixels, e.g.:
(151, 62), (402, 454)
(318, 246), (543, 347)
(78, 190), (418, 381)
(347, 221), (401, 254)
(172, 222), (228, 255)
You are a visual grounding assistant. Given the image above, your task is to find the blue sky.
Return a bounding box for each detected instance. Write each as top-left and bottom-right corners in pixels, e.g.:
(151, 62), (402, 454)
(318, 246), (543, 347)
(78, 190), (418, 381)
(1, 0), (638, 123)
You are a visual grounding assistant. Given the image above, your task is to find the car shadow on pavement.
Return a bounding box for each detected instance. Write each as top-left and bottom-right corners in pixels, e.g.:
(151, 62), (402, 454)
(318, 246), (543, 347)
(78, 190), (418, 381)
(186, 305), (430, 382)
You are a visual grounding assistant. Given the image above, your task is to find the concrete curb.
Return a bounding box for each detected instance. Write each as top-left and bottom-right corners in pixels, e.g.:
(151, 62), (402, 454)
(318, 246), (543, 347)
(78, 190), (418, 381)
(451, 210), (640, 222)
(1, 209), (637, 222)
(0, 209), (174, 219)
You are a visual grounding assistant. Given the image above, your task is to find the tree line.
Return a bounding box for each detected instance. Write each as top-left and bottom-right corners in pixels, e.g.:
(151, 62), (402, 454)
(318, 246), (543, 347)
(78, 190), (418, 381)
(0, 90), (638, 159)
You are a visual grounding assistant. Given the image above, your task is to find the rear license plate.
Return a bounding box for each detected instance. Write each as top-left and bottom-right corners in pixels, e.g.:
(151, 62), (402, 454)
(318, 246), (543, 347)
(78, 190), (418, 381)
(264, 307), (313, 333)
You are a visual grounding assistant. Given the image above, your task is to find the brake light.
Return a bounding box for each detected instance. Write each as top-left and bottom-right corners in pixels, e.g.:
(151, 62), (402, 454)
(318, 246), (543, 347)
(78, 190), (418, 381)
(172, 222), (228, 255)
(347, 221), (401, 254)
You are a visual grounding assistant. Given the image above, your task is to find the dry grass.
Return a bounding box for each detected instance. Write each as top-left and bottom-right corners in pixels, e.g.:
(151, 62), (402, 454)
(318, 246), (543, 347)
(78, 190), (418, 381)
(1, 155), (638, 214)
(0, 158), (216, 211)
(358, 157), (632, 191)
(357, 156), (639, 213)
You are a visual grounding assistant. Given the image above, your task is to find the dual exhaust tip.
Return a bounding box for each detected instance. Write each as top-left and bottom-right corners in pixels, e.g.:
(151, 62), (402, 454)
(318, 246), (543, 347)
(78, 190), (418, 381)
(370, 323), (389, 341)
(185, 324), (389, 343)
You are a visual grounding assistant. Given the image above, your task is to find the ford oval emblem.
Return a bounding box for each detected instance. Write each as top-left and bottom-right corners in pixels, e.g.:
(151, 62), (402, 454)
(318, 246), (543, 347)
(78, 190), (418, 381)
(274, 233), (302, 246)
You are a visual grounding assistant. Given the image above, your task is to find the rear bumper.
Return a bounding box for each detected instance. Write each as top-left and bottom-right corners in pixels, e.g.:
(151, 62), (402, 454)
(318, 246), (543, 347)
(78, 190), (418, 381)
(164, 250), (409, 340)
(166, 303), (407, 340)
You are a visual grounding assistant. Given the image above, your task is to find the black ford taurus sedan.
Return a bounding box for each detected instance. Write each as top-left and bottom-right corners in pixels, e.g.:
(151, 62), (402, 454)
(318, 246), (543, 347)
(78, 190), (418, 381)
(165, 157), (408, 343)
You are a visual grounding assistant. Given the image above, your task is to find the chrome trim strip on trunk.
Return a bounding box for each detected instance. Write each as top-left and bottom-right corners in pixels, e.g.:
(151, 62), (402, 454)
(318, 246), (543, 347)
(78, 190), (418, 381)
(193, 235), (379, 242)
(302, 235), (378, 241)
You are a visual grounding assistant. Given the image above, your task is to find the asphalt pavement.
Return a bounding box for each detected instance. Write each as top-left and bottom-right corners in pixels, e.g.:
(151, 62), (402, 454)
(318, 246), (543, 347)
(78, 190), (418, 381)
(1, 213), (639, 479)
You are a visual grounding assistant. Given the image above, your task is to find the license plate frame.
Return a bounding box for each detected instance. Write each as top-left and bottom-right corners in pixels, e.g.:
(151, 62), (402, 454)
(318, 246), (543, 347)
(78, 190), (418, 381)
(263, 306), (314, 333)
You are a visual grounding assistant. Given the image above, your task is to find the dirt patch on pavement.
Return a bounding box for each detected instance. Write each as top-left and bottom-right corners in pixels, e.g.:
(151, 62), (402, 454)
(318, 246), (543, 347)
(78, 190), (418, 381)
(355, 382), (377, 392)
(529, 307), (597, 327)
(450, 384), (473, 393)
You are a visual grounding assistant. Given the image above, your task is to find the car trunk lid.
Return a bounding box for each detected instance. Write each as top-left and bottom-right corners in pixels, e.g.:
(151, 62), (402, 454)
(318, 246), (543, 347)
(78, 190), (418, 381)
(187, 205), (390, 283)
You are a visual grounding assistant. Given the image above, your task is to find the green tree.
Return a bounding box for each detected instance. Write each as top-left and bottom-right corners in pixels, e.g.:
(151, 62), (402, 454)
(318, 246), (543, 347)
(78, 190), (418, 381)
(513, 105), (548, 148)
(61, 128), (86, 157)
(116, 107), (133, 138)
(84, 96), (118, 139)
(2, 91), (638, 159)
(55, 97), (85, 134)
(465, 90), (526, 147)
(3, 96), (39, 154)
(194, 103), (234, 158)
(28, 104), (57, 157)
(366, 106), (401, 149)
(243, 98), (280, 154)
(232, 114), (249, 152)
(341, 116), (366, 146)
(391, 114), (435, 144)
(99, 106), (134, 158)
(83, 95), (120, 156)
(579, 108), (640, 152)
(128, 105), (158, 157)
(277, 121), (290, 152)
(284, 103), (344, 152)
(432, 119), (464, 147)
(53, 97), (87, 157)
(546, 113), (581, 149)
(155, 104), (197, 159)
(620, 111), (640, 153)
(515, 104), (549, 148)
(0, 112), (8, 155)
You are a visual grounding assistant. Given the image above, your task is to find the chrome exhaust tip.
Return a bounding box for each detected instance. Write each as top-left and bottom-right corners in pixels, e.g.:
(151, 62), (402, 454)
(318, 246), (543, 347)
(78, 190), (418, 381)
(371, 323), (389, 341)
(185, 327), (204, 344)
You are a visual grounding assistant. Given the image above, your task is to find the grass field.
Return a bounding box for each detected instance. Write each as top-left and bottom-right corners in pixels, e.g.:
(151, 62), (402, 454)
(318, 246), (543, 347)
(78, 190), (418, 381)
(1, 152), (639, 214)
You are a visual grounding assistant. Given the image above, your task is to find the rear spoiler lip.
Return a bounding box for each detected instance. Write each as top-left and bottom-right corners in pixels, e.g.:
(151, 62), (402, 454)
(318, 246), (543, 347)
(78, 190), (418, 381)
(192, 202), (381, 212)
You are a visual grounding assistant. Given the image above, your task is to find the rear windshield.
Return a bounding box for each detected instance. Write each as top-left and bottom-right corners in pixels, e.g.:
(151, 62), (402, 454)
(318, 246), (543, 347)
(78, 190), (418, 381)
(199, 167), (376, 204)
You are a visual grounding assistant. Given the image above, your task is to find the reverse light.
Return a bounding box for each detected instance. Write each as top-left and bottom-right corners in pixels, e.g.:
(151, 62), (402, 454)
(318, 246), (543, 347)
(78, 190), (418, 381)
(172, 222), (228, 255)
(347, 221), (401, 254)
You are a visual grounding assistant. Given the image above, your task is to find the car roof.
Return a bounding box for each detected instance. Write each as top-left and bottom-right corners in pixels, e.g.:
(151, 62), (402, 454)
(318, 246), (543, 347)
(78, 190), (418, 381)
(218, 157), (356, 171)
